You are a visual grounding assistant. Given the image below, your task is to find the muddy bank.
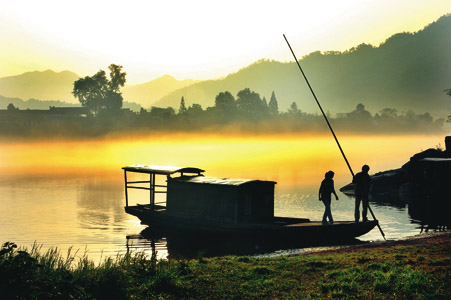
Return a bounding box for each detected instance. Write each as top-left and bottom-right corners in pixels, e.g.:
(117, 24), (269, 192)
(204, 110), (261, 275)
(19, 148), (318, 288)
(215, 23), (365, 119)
(310, 231), (451, 256)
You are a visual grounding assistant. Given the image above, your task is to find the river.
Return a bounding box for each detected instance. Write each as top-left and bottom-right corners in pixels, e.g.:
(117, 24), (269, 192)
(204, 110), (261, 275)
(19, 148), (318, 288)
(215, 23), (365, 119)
(0, 133), (446, 261)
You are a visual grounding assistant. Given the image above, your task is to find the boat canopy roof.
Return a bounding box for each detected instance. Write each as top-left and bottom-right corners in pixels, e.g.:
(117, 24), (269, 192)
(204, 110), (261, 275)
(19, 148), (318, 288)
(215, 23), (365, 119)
(122, 164), (205, 175)
(169, 176), (276, 186)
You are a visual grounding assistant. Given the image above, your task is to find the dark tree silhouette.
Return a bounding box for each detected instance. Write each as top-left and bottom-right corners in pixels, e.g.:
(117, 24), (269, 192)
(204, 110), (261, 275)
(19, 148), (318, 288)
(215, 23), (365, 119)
(213, 91), (236, 123)
(268, 91), (279, 116)
(236, 88), (268, 120)
(215, 92), (235, 111)
(445, 88), (451, 122)
(348, 103), (372, 119)
(108, 64), (127, 92)
(288, 102), (300, 114)
(378, 108), (397, 119)
(186, 103), (203, 116)
(7, 103), (18, 111)
(179, 96), (187, 114)
(150, 106), (175, 122)
(73, 64), (126, 114)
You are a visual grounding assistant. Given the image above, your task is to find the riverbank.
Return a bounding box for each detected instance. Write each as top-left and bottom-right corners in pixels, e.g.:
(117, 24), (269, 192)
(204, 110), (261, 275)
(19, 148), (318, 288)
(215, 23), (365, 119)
(1, 232), (449, 299)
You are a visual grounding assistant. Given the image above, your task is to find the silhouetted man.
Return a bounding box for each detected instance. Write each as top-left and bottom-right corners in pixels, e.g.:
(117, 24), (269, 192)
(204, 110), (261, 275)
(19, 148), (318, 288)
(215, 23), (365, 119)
(319, 170), (339, 225)
(353, 165), (371, 222)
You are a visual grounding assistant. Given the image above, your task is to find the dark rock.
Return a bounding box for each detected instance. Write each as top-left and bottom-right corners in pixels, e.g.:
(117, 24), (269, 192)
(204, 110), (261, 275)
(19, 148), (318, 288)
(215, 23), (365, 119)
(340, 136), (451, 206)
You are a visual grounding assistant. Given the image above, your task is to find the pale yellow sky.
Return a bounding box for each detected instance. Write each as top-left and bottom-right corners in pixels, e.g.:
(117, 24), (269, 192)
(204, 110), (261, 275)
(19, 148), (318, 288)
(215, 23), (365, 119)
(0, 0), (450, 84)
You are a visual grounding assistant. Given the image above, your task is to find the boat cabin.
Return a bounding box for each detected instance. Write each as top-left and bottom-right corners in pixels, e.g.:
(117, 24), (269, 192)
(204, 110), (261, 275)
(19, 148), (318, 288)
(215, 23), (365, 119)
(123, 165), (276, 224)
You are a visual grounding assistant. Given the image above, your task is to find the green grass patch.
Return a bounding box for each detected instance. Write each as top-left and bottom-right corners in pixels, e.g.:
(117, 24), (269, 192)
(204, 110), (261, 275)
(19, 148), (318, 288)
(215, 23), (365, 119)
(1, 239), (450, 299)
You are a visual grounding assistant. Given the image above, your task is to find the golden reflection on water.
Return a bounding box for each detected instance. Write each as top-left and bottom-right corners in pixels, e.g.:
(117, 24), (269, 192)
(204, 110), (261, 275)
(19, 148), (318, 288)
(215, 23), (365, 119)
(0, 133), (445, 188)
(0, 133), (446, 261)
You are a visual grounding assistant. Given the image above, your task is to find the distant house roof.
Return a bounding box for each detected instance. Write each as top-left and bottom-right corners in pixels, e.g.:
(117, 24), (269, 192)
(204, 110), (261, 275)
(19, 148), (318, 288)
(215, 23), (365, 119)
(169, 176), (276, 186)
(49, 106), (89, 114)
(122, 164), (205, 175)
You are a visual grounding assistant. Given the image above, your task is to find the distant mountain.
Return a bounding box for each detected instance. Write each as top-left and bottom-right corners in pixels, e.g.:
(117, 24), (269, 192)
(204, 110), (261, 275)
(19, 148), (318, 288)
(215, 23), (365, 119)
(0, 71), (199, 109)
(122, 75), (200, 108)
(156, 14), (451, 116)
(0, 70), (80, 103)
(1, 15), (450, 116)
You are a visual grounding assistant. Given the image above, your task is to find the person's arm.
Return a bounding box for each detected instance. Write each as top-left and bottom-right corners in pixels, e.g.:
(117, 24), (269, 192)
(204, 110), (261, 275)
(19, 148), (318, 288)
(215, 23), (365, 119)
(332, 182), (339, 200)
(319, 182), (323, 201)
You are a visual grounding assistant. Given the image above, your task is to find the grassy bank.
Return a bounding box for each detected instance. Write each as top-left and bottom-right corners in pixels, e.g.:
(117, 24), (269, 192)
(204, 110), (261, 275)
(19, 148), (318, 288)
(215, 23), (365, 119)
(1, 233), (450, 299)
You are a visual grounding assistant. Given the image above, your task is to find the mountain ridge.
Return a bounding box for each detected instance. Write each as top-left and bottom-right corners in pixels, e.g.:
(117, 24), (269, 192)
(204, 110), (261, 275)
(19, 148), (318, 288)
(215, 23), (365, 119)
(122, 75), (200, 108)
(0, 14), (449, 116)
(0, 70), (201, 108)
(155, 14), (451, 116)
(0, 70), (80, 103)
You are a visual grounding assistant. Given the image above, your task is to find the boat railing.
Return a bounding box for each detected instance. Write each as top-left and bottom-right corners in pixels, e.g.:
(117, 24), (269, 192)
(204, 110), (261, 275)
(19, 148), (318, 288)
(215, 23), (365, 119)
(122, 165), (205, 208)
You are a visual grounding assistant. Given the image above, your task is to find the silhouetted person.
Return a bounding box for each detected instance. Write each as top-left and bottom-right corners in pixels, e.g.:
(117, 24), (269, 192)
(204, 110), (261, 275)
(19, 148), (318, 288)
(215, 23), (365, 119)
(319, 171), (339, 225)
(353, 165), (372, 222)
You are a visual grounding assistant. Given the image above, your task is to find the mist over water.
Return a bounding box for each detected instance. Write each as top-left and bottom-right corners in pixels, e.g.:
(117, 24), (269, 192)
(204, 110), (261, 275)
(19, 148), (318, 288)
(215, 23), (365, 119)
(0, 133), (445, 260)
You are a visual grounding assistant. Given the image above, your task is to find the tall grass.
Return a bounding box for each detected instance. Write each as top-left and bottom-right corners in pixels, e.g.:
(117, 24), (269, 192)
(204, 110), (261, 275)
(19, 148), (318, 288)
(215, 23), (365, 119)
(1, 239), (450, 299)
(0, 242), (184, 299)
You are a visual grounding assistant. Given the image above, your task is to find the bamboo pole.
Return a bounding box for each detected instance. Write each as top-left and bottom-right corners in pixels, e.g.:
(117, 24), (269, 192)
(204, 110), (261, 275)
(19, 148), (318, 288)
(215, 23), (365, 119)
(283, 34), (386, 240)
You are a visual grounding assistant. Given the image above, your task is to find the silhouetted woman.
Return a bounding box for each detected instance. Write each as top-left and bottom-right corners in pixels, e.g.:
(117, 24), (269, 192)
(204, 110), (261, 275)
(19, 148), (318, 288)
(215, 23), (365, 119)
(319, 171), (339, 225)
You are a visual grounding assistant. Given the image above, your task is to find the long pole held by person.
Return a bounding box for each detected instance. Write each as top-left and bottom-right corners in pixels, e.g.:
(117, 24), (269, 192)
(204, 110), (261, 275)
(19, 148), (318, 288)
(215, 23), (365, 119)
(283, 34), (386, 240)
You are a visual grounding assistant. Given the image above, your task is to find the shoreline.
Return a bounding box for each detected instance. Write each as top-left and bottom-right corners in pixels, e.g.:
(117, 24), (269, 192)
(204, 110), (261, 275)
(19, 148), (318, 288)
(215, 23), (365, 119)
(255, 231), (450, 258)
(1, 231), (449, 299)
(307, 231), (451, 255)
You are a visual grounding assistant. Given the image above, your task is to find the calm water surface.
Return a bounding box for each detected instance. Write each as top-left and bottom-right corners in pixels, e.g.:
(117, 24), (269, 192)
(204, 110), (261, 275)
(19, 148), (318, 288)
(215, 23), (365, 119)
(0, 134), (446, 261)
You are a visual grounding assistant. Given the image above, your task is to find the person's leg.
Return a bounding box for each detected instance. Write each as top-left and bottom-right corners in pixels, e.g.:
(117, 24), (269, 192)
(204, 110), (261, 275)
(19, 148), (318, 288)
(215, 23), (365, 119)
(355, 195), (361, 222)
(322, 204), (327, 224)
(362, 195), (368, 221)
(326, 199), (333, 224)
(322, 199), (331, 225)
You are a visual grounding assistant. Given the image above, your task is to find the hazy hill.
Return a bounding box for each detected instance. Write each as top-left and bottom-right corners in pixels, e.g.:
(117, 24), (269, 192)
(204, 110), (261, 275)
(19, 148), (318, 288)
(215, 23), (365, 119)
(0, 70), (80, 103)
(1, 15), (449, 116)
(156, 14), (451, 116)
(122, 75), (200, 108)
(0, 71), (199, 109)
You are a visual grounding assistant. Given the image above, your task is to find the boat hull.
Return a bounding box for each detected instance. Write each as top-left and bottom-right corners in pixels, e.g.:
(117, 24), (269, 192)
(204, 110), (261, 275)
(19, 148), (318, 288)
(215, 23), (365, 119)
(125, 205), (377, 241)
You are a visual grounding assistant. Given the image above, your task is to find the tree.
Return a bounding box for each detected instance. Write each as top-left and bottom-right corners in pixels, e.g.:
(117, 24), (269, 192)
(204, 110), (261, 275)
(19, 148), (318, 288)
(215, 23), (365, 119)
(215, 92), (235, 111)
(72, 64), (126, 115)
(356, 103), (365, 112)
(268, 91), (279, 116)
(213, 91), (236, 123)
(179, 96), (187, 114)
(379, 108), (397, 119)
(236, 88), (268, 120)
(288, 102), (300, 115)
(108, 64), (126, 92)
(262, 97), (268, 108)
(150, 106), (175, 122)
(445, 88), (451, 123)
(7, 103), (18, 111)
(348, 103), (371, 119)
(416, 112), (433, 124)
(186, 103), (203, 115)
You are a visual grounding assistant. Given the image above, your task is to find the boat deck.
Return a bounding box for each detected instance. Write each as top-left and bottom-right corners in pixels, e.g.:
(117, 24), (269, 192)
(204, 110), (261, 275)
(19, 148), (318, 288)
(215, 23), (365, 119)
(131, 204), (373, 228)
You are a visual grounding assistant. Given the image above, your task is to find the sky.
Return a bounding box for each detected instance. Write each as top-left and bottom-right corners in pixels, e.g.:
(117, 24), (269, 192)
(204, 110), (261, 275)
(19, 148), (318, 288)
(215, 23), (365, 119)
(1, 0), (450, 84)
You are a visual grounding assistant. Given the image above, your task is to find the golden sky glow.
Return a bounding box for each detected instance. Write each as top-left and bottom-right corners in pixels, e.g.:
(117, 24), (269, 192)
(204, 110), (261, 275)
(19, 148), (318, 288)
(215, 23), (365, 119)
(1, 0), (450, 83)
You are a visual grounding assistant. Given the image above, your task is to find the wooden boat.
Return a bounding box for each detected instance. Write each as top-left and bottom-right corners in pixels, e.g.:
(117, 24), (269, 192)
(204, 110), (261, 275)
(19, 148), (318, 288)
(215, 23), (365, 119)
(123, 165), (377, 241)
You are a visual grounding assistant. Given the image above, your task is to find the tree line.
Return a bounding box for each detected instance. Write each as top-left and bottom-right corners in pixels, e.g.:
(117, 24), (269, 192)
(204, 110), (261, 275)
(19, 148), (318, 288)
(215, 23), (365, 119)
(0, 64), (447, 137)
